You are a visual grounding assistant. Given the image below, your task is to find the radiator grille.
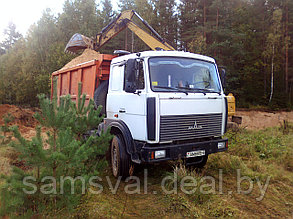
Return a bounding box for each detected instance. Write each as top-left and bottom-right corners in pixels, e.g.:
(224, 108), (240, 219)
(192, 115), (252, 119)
(160, 113), (222, 142)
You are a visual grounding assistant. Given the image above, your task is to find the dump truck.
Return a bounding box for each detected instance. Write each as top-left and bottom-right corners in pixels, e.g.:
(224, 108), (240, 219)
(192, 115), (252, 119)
(52, 10), (230, 178)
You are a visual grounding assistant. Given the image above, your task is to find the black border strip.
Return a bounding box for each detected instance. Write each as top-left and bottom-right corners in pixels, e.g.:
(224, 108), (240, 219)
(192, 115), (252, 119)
(224, 96), (228, 133)
(147, 97), (156, 140)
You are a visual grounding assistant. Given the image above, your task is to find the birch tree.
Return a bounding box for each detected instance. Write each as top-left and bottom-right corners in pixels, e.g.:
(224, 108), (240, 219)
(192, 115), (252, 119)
(263, 9), (282, 103)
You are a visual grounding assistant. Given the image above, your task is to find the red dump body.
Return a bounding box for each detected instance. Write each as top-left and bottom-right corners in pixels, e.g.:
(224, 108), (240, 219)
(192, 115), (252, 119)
(51, 54), (116, 104)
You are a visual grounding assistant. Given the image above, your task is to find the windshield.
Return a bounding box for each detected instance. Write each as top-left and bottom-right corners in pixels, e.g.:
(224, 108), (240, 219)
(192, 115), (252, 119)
(149, 57), (221, 93)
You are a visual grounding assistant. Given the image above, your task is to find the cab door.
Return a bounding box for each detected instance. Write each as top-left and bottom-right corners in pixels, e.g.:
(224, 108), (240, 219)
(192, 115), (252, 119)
(107, 60), (147, 141)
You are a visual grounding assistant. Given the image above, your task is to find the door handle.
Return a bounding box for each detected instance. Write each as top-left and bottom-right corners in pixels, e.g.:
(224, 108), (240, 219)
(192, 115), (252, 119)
(119, 109), (126, 113)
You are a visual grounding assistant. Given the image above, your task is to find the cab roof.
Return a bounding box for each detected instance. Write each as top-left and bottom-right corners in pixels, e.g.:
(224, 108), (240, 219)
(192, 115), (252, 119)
(111, 50), (216, 65)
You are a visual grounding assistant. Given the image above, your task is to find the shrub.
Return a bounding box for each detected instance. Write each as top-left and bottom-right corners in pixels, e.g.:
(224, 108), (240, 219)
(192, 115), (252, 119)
(0, 83), (112, 216)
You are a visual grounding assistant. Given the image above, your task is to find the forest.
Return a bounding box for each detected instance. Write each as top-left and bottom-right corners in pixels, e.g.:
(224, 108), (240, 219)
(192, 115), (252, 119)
(0, 0), (292, 109)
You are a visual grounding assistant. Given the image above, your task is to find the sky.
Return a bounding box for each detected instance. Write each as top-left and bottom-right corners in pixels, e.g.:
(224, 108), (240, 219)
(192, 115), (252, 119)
(0, 0), (119, 41)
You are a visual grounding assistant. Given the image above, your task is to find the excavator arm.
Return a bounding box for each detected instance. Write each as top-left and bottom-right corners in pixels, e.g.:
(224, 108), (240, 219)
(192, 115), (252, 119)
(65, 10), (174, 53)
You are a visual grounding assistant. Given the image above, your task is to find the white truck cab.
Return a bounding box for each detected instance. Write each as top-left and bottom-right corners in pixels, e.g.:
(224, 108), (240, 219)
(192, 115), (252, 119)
(101, 50), (228, 178)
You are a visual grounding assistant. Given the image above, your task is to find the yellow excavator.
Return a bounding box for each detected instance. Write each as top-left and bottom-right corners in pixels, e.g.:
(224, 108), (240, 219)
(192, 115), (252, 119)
(65, 10), (174, 53)
(64, 10), (236, 118)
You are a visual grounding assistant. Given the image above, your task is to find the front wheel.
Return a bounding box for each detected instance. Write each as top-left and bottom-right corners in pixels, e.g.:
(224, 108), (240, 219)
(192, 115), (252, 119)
(111, 134), (134, 178)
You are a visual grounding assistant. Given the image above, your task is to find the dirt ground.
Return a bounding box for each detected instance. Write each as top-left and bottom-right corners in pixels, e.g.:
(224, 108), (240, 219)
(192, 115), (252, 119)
(1, 104), (293, 218)
(1, 104), (293, 133)
(235, 109), (293, 130)
(0, 104), (39, 139)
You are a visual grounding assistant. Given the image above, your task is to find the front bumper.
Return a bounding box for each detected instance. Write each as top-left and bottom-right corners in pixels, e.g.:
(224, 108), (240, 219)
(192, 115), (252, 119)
(140, 138), (228, 163)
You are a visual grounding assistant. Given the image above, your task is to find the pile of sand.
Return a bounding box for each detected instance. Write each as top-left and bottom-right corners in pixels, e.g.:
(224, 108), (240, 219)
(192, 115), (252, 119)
(0, 104), (37, 127)
(0, 104), (39, 139)
(60, 49), (100, 70)
(0, 104), (51, 150)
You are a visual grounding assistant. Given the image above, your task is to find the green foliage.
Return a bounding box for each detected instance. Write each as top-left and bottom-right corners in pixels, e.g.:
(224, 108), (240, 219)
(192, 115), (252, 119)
(188, 34), (207, 55)
(226, 127), (293, 163)
(0, 86), (112, 216)
(0, 113), (14, 144)
(211, 126), (293, 178)
(152, 0), (178, 47)
(0, 22), (22, 53)
(0, 0), (293, 107)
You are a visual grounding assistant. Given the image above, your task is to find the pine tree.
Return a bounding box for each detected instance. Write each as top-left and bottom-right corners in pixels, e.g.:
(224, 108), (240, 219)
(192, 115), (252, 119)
(152, 0), (178, 48)
(0, 82), (112, 216)
(0, 22), (22, 53)
(178, 0), (200, 50)
(0, 113), (14, 144)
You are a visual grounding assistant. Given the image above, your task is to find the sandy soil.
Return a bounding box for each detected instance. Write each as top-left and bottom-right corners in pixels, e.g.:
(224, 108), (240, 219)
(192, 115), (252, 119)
(0, 104), (51, 152)
(0, 104), (38, 139)
(1, 104), (293, 133)
(235, 109), (293, 130)
(60, 49), (100, 70)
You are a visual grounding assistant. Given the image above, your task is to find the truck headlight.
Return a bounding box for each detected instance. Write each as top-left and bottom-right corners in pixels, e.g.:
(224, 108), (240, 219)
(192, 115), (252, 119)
(155, 150), (166, 159)
(218, 142), (225, 149)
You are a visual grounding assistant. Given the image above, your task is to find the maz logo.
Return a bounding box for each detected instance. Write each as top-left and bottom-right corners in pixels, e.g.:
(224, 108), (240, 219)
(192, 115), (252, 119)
(188, 120), (203, 130)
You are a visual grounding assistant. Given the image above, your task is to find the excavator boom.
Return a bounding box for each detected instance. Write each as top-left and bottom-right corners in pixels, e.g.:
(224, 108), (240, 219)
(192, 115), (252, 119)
(65, 10), (174, 53)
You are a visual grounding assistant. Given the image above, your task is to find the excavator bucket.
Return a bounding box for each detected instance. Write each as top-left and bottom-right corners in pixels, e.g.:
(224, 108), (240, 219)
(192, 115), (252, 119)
(64, 33), (95, 54)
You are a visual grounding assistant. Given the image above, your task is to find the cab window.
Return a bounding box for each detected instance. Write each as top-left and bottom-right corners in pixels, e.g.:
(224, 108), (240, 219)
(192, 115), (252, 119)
(123, 60), (145, 90)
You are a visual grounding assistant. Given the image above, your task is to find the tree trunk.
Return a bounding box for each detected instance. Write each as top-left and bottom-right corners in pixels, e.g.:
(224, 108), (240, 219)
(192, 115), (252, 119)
(216, 7), (219, 30)
(285, 1), (289, 93)
(203, 0), (206, 39)
(289, 81), (293, 104)
(215, 6), (219, 57)
(125, 28), (128, 51)
(262, 2), (266, 96)
(131, 31), (134, 53)
(269, 44), (275, 103)
(53, 129), (57, 210)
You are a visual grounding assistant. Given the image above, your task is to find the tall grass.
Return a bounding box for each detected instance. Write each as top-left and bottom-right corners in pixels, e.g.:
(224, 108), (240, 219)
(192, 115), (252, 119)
(163, 125), (293, 217)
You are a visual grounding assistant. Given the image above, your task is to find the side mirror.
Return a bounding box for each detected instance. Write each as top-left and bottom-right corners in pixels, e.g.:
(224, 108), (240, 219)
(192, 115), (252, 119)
(219, 67), (226, 90)
(125, 59), (137, 93)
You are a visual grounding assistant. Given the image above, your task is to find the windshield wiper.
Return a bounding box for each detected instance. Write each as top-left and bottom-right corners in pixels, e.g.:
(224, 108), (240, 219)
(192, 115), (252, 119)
(176, 87), (221, 95)
(154, 86), (188, 95)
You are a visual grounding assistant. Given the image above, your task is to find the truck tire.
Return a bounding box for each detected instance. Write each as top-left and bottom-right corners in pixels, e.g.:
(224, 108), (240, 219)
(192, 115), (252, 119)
(185, 155), (208, 168)
(111, 134), (134, 178)
(94, 80), (109, 116)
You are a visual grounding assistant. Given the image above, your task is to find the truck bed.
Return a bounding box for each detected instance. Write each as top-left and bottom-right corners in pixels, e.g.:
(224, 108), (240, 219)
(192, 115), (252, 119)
(51, 54), (116, 104)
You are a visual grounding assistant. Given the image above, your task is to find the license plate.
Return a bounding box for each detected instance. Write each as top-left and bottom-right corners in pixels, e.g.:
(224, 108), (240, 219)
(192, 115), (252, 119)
(186, 150), (205, 158)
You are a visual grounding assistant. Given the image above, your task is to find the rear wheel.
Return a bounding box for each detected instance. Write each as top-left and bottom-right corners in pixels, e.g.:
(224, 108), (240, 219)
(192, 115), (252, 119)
(94, 80), (109, 116)
(111, 134), (134, 178)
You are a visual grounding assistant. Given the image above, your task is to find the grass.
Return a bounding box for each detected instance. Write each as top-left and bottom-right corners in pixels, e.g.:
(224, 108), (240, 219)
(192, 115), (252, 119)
(202, 126), (293, 217)
(0, 142), (16, 216)
(0, 144), (15, 176)
(72, 125), (293, 218)
(1, 125), (293, 218)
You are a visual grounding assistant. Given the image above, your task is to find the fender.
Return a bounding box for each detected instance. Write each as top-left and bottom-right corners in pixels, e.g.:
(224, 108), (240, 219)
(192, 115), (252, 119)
(102, 118), (141, 164)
